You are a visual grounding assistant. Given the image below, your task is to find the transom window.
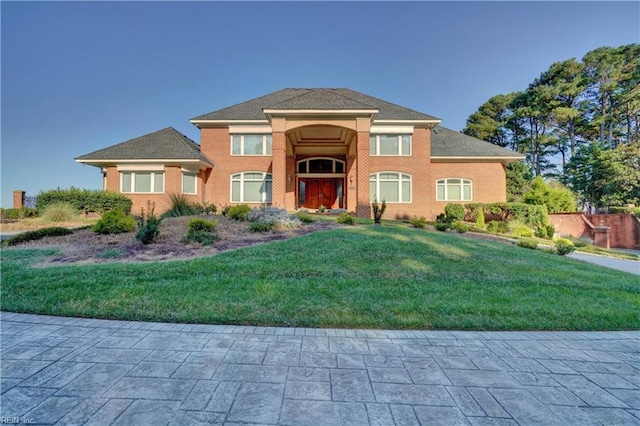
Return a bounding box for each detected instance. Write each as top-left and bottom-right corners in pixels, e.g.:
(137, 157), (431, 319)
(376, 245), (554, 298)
(436, 178), (472, 201)
(182, 172), (197, 195)
(369, 172), (412, 203)
(370, 135), (411, 156)
(231, 134), (273, 156)
(297, 158), (345, 174)
(121, 171), (164, 193)
(231, 172), (272, 203)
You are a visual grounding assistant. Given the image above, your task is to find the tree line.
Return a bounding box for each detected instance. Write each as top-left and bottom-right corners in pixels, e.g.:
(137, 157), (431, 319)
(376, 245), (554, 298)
(463, 44), (639, 208)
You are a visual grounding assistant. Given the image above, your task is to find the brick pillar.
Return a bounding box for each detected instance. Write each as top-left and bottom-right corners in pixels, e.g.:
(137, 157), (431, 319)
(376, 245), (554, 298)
(593, 225), (611, 249)
(271, 132), (287, 209)
(346, 155), (357, 212)
(355, 131), (371, 218)
(285, 155), (296, 211)
(13, 190), (25, 208)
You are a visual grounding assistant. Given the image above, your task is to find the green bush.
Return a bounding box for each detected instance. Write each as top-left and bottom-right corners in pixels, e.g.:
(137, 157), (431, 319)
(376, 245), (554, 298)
(2, 227), (73, 247)
(474, 202), (548, 228)
(523, 176), (577, 213)
(511, 224), (534, 238)
(475, 207), (485, 228)
(409, 216), (427, 228)
(135, 202), (162, 245)
(535, 223), (556, 240)
(249, 221), (274, 232)
(187, 218), (217, 233)
(555, 238), (576, 256)
(184, 218), (218, 245)
(517, 238), (539, 250)
(220, 204), (231, 217)
(41, 203), (79, 223)
(444, 204), (465, 222)
(36, 187), (132, 214)
(0, 207), (39, 221)
(227, 204), (251, 221)
(337, 212), (355, 225)
(435, 222), (451, 232)
(296, 212), (316, 223)
(567, 236), (590, 248)
(163, 194), (197, 218)
(487, 220), (509, 233)
(451, 221), (469, 233)
(93, 209), (136, 234)
(372, 199), (386, 224)
(193, 201), (217, 215)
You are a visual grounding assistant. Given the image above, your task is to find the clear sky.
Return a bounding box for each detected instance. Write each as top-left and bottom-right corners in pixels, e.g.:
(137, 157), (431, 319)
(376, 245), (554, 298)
(2, 1), (638, 208)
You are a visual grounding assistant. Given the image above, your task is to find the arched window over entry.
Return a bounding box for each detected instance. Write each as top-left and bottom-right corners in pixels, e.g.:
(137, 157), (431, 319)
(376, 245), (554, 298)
(297, 158), (345, 174)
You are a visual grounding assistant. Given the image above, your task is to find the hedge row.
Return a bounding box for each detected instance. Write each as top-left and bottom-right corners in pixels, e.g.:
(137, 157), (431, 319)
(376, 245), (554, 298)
(464, 202), (548, 227)
(36, 187), (132, 214)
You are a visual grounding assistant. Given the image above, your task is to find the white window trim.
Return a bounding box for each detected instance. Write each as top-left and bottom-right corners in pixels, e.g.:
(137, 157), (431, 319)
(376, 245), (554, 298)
(369, 171), (412, 204)
(182, 172), (198, 195)
(120, 171), (164, 194)
(436, 178), (473, 201)
(231, 134), (273, 156)
(230, 171), (273, 203)
(370, 134), (412, 156)
(296, 157), (346, 174)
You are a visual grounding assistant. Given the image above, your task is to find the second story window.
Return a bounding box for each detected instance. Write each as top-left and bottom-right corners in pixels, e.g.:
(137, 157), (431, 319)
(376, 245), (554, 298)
(370, 135), (412, 156)
(231, 134), (273, 156)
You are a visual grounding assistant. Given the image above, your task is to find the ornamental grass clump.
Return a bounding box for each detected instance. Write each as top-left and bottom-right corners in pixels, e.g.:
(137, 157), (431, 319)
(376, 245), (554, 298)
(41, 202), (79, 223)
(372, 199), (386, 224)
(163, 193), (197, 218)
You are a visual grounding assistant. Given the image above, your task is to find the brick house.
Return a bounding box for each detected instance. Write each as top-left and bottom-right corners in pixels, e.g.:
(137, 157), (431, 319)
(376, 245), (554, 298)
(76, 88), (523, 219)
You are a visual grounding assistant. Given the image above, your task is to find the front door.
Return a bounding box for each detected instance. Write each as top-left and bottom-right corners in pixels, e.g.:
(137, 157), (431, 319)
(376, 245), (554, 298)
(305, 178), (338, 209)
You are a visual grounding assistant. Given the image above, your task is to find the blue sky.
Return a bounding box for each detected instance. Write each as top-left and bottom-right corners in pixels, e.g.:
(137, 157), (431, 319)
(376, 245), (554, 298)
(2, 1), (639, 208)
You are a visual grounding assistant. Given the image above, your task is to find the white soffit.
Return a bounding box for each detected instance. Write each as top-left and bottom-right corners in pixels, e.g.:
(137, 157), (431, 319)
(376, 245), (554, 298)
(370, 125), (414, 134)
(228, 125), (273, 134)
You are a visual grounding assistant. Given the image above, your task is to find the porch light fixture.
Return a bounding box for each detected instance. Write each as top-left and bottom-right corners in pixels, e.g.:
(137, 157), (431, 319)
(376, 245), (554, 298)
(349, 175), (354, 183)
(287, 174), (292, 185)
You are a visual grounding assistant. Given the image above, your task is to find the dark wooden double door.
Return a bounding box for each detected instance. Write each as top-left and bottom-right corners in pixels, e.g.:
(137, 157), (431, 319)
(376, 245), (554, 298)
(301, 178), (343, 209)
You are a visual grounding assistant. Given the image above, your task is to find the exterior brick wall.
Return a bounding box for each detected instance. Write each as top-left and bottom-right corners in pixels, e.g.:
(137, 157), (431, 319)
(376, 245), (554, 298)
(355, 131), (371, 218)
(430, 161), (507, 220)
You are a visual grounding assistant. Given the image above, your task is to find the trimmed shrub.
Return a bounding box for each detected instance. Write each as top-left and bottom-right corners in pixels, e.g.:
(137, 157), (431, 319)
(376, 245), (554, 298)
(227, 204), (251, 221)
(487, 220), (508, 234)
(567, 236), (590, 248)
(475, 207), (485, 228)
(535, 223), (555, 240)
(296, 212), (316, 223)
(337, 212), (355, 225)
(249, 221), (274, 232)
(93, 209), (136, 234)
(2, 227), (73, 246)
(36, 187), (132, 214)
(444, 204), (465, 222)
(409, 216), (427, 228)
(135, 202), (162, 244)
(511, 223), (534, 238)
(163, 193), (197, 218)
(41, 203), (79, 223)
(317, 205), (327, 213)
(184, 218), (218, 245)
(435, 222), (451, 232)
(555, 238), (575, 256)
(451, 221), (469, 233)
(372, 199), (386, 224)
(517, 238), (539, 250)
(474, 202), (548, 228)
(0, 207), (39, 222)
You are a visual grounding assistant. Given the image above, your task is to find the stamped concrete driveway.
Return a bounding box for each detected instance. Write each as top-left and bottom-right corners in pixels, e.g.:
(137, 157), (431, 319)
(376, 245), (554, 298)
(1, 312), (638, 425)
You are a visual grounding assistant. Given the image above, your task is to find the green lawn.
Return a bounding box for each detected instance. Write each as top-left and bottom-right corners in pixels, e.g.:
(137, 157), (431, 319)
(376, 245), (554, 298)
(1, 225), (638, 330)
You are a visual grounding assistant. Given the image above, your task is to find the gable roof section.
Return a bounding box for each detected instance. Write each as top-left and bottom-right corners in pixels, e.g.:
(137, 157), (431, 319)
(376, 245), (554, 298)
(431, 126), (524, 160)
(76, 127), (213, 166)
(191, 88), (440, 121)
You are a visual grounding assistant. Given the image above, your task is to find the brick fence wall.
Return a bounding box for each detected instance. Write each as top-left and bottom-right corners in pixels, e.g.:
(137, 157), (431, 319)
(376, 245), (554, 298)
(549, 213), (640, 249)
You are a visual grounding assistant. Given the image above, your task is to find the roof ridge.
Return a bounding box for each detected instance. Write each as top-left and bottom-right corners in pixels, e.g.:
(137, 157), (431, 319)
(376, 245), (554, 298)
(326, 88), (378, 109)
(265, 89), (313, 108)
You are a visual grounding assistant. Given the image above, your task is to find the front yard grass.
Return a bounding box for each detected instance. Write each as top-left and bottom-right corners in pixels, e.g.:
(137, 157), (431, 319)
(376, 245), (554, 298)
(1, 225), (638, 330)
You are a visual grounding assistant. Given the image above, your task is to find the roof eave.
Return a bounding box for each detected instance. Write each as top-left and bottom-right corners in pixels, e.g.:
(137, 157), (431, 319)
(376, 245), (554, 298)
(190, 119), (269, 128)
(375, 119), (441, 129)
(76, 158), (214, 168)
(431, 155), (525, 164)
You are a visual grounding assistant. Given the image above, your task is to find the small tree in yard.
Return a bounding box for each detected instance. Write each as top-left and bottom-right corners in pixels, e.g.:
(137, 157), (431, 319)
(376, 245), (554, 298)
(372, 199), (386, 224)
(135, 202), (162, 244)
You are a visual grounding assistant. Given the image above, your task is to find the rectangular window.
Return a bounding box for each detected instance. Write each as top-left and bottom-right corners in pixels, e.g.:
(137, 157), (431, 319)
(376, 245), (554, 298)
(370, 172), (412, 203)
(231, 172), (272, 203)
(120, 172), (164, 193)
(182, 172), (197, 195)
(230, 134), (272, 156)
(370, 135), (412, 156)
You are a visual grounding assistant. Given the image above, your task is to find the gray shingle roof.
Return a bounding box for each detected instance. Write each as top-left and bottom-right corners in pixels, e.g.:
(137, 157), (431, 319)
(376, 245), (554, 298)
(431, 126), (524, 158)
(191, 88), (440, 121)
(76, 127), (213, 164)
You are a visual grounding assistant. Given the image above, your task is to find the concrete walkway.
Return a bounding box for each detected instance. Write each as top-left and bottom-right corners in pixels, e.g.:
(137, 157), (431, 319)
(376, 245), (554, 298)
(567, 252), (640, 275)
(1, 313), (638, 425)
